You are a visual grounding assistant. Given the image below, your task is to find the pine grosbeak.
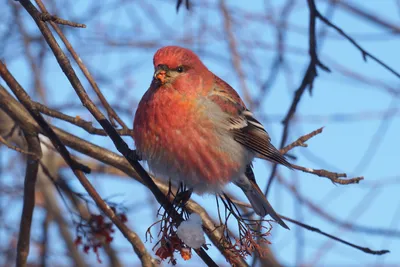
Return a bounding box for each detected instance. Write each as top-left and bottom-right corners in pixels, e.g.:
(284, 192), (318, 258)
(133, 46), (291, 229)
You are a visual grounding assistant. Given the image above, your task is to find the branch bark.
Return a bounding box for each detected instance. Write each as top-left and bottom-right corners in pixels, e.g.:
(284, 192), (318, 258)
(16, 134), (41, 267)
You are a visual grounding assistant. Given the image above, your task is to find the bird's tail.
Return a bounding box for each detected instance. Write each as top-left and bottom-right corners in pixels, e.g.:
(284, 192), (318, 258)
(235, 167), (289, 229)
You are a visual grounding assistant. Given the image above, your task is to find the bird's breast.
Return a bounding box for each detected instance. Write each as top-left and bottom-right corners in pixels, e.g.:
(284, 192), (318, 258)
(133, 87), (251, 190)
(134, 87), (208, 160)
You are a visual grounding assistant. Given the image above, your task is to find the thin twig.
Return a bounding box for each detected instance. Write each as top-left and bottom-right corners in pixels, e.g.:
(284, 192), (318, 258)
(278, 174), (400, 238)
(314, 2), (400, 79)
(0, 135), (35, 156)
(280, 215), (390, 255)
(329, 0), (400, 33)
(33, 100), (133, 136)
(280, 126), (363, 184)
(291, 163), (364, 184)
(280, 127), (324, 154)
(39, 12), (86, 28)
(224, 196), (390, 255)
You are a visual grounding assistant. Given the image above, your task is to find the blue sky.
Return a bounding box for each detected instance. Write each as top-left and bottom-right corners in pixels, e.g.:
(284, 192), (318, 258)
(1, 0), (400, 266)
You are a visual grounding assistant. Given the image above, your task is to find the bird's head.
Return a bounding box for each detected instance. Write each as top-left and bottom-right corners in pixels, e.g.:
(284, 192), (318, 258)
(152, 46), (209, 86)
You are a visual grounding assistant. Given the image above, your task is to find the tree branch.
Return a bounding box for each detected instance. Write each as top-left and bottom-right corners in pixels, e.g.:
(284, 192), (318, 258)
(225, 196), (390, 255)
(278, 174), (400, 238)
(280, 127), (324, 154)
(265, 0), (331, 195)
(280, 215), (390, 255)
(39, 12), (86, 28)
(16, 134), (41, 267)
(0, 134), (35, 156)
(33, 100), (132, 136)
(313, 1), (400, 79)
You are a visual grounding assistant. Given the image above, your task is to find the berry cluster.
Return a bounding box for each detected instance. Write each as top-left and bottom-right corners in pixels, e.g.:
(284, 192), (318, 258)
(74, 208), (128, 263)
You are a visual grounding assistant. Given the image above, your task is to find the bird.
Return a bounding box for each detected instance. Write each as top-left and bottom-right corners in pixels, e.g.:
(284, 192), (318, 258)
(133, 46), (291, 229)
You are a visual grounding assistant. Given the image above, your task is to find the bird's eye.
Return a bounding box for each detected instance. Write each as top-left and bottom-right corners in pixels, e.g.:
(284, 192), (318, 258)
(176, 66), (184, 73)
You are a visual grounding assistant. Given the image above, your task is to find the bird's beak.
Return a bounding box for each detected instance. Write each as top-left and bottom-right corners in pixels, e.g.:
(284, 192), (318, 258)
(154, 64), (168, 84)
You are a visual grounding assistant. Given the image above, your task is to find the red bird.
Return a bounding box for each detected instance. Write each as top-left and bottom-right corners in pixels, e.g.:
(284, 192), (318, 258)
(134, 46), (291, 229)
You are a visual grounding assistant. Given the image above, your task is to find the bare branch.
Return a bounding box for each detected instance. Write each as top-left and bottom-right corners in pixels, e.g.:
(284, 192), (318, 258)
(314, 0), (400, 79)
(330, 0), (400, 33)
(225, 195), (390, 255)
(291, 164), (364, 184)
(282, 127), (363, 184)
(280, 127), (324, 154)
(16, 134), (41, 267)
(280, 215), (390, 255)
(33, 100), (133, 136)
(0, 134), (35, 156)
(266, 0), (332, 195)
(278, 174), (400, 238)
(39, 12), (86, 28)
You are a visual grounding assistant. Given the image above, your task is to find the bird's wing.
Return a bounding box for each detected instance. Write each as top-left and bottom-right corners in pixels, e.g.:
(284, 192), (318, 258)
(208, 76), (292, 168)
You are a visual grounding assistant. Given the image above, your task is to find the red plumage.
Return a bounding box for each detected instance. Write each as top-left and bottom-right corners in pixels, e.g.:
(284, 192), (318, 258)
(134, 46), (291, 229)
